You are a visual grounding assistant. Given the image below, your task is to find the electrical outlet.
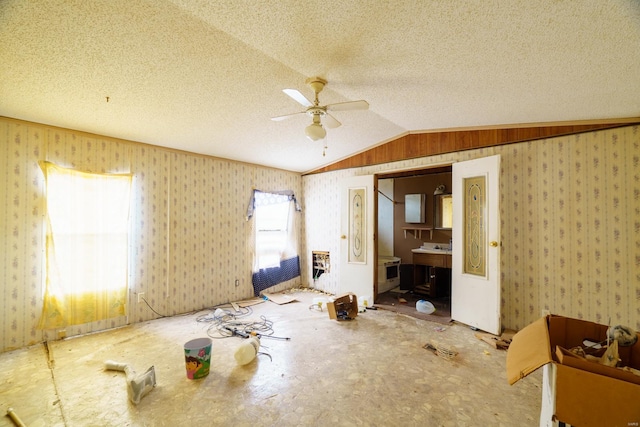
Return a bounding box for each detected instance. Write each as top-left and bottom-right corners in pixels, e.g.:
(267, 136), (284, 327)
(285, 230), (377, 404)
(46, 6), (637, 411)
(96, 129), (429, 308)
(235, 279), (240, 287)
(137, 292), (145, 303)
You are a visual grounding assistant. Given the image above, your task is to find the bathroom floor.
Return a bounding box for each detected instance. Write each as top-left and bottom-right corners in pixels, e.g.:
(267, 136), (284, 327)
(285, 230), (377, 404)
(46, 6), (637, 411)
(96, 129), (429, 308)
(374, 290), (452, 324)
(0, 289), (542, 426)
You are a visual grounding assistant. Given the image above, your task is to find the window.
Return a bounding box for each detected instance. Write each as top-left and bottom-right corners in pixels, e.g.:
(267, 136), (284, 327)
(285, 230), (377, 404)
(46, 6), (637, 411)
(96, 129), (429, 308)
(247, 190), (301, 296)
(255, 198), (291, 269)
(38, 162), (132, 329)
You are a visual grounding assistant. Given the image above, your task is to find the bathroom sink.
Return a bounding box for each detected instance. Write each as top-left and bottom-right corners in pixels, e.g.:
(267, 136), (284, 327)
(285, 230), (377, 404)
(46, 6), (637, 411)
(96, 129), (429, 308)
(411, 248), (452, 255)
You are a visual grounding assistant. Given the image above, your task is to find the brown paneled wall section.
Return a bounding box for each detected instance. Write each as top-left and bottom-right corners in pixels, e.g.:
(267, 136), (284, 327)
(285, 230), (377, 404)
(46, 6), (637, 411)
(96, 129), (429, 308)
(307, 122), (637, 174)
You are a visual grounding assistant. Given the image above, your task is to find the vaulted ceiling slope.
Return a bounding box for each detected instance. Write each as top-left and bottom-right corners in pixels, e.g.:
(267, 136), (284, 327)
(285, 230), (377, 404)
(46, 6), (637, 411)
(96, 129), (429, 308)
(1, 1), (639, 173)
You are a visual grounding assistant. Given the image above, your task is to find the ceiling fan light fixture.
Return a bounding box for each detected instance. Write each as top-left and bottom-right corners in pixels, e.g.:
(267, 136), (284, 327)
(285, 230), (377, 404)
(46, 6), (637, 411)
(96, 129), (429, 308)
(305, 122), (326, 141)
(273, 76), (368, 145)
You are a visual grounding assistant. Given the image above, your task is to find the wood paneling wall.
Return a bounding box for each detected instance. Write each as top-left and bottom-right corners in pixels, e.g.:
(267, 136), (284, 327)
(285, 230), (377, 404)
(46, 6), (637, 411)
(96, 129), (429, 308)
(306, 122), (639, 174)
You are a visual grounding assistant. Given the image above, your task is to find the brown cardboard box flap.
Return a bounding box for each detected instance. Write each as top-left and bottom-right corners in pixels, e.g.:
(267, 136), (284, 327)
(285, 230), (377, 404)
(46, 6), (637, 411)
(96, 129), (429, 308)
(506, 316), (553, 385)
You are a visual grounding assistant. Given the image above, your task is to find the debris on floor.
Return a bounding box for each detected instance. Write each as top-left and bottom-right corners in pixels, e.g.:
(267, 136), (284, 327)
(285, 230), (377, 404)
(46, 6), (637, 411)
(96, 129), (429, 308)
(6, 407), (26, 427)
(263, 293), (297, 305)
(500, 329), (517, 342)
(423, 340), (458, 360)
(474, 329), (516, 350)
(288, 286), (332, 296)
(195, 294), (293, 362)
(327, 293), (358, 321)
(234, 336), (261, 365)
(416, 299), (436, 314)
(104, 361), (157, 404)
(309, 296), (330, 311)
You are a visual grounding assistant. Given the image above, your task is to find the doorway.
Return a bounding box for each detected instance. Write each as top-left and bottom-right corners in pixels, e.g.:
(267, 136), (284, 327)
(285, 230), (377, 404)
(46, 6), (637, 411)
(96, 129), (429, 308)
(375, 165), (453, 321)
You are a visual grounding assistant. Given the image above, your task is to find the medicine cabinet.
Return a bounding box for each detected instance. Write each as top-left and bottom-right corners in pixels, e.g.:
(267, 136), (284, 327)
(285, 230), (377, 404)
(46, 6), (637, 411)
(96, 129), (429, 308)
(405, 194), (425, 223)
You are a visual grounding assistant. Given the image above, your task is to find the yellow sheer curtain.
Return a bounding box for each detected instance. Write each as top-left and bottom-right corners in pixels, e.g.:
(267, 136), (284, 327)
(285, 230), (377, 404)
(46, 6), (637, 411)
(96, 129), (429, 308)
(38, 162), (132, 329)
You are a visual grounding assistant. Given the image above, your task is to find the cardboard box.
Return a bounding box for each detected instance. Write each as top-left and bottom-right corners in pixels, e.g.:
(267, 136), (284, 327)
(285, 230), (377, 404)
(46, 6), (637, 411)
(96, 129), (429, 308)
(507, 315), (640, 427)
(327, 292), (358, 321)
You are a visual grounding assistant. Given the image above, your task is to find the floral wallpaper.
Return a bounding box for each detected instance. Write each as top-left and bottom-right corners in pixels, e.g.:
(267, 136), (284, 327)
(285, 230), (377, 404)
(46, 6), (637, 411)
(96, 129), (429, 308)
(1, 120), (44, 351)
(303, 126), (640, 332)
(0, 117), (302, 352)
(1, 116), (638, 353)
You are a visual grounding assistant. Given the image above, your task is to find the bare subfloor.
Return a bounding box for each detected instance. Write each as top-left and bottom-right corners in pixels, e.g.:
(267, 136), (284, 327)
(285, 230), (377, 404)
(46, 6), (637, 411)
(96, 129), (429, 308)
(1, 290), (541, 427)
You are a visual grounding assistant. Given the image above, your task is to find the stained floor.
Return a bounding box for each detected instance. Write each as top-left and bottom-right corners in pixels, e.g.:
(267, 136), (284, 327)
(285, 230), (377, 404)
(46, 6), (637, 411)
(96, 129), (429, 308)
(374, 290), (452, 324)
(0, 289), (542, 426)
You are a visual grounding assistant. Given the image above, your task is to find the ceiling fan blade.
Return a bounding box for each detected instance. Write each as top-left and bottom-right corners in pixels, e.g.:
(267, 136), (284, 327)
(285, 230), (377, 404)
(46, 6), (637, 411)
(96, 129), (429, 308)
(271, 111), (305, 121)
(283, 89), (313, 107)
(326, 100), (369, 111)
(324, 113), (342, 129)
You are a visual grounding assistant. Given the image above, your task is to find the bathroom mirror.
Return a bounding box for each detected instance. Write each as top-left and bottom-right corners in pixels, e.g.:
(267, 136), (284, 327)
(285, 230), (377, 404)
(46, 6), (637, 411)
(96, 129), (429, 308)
(434, 194), (453, 229)
(405, 194), (425, 223)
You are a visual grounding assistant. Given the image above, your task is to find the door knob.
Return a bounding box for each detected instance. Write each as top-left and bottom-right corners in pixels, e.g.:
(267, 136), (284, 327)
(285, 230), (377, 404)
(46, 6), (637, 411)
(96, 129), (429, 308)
(341, 235), (347, 240)
(489, 241), (499, 247)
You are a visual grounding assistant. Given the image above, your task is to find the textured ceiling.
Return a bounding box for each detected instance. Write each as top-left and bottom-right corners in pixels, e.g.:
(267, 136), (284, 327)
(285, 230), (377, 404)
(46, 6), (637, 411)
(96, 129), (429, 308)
(1, 1), (639, 173)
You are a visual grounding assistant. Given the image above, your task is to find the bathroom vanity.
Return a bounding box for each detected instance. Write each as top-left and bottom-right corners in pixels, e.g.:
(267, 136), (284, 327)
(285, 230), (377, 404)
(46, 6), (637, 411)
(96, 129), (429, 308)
(411, 248), (452, 298)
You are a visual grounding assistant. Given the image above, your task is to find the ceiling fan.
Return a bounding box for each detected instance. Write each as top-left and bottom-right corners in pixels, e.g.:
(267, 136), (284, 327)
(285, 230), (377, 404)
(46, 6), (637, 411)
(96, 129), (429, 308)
(271, 77), (369, 141)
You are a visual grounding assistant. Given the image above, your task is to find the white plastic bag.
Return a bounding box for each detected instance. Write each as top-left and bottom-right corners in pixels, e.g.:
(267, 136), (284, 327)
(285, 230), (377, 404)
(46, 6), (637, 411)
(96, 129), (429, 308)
(416, 300), (435, 314)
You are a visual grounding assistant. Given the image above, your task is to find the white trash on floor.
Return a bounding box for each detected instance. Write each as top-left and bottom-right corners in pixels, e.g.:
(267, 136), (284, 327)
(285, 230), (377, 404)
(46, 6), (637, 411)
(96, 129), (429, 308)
(416, 300), (436, 314)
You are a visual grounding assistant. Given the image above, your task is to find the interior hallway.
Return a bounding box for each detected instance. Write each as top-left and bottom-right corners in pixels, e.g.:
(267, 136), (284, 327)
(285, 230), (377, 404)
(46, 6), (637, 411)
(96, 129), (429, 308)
(1, 290), (541, 426)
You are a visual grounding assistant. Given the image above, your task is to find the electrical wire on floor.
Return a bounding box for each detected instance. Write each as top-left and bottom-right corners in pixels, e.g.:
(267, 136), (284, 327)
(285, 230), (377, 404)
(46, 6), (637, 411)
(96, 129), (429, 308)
(195, 305), (290, 364)
(140, 295), (294, 365)
(195, 305), (253, 325)
(197, 306), (289, 341)
(140, 296), (291, 342)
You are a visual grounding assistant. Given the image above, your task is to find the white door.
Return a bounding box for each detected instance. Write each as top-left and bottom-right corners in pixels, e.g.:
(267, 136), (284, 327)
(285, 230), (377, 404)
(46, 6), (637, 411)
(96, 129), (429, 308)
(451, 155), (501, 334)
(339, 175), (375, 299)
